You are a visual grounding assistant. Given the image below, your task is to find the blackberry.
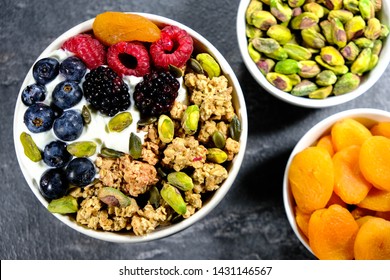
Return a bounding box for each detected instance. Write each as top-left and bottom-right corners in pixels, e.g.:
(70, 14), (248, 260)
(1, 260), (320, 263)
(133, 70), (180, 116)
(83, 66), (130, 116)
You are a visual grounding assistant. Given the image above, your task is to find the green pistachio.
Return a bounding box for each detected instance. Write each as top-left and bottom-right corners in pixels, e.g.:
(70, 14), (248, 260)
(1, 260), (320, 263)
(246, 0), (263, 25)
(167, 171), (194, 191)
(275, 59), (300, 75)
(266, 72), (293, 92)
(351, 48), (372, 75)
(359, 0), (375, 20)
(330, 18), (347, 48)
(333, 73), (361, 95)
(298, 60), (321, 78)
(98, 187), (131, 208)
(309, 85), (333, 99)
(354, 37), (374, 49)
(158, 114), (174, 143)
(303, 3), (326, 19)
(343, 0), (360, 14)
(286, 74), (301, 86)
(341, 42), (360, 61)
(252, 37), (280, 54)
(292, 7), (303, 17)
(380, 24), (390, 39)
(256, 58), (276, 75)
(196, 53), (221, 79)
(372, 40), (383, 56)
(283, 43), (313, 61)
(364, 18), (382, 40)
(266, 47), (289, 60)
(251, 10), (277, 30)
(182, 105), (200, 135)
(291, 12), (319, 30)
(371, 0), (382, 12)
(67, 141), (97, 157)
(207, 148), (228, 164)
(291, 80), (318, 96)
(315, 55), (349, 75)
(345, 16), (366, 41)
(108, 112), (133, 132)
(270, 0), (293, 23)
(328, 9), (354, 23)
(301, 27), (326, 49)
(248, 42), (261, 63)
(368, 54), (379, 71)
(266, 25), (292, 45)
(161, 183), (187, 215)
(246, 24), (264, 39)
(316, 70), (338, 86)
(20, 132), (42, 162)
(320, 20), (334, 44)
(48, 196), (78, 214)
(324, 0), (343, 10)
(212, 130), (226, 149)
(320, 46), (345, 66)
(288, 0), (305, 8)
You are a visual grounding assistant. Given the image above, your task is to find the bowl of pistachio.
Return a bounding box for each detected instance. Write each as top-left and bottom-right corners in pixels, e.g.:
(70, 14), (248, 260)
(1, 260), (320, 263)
(14, 12), (247, 242)
(237, 0), (390, 108)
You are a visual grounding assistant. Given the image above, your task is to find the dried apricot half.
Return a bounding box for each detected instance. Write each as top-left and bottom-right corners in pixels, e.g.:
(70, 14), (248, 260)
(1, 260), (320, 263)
(331, 118), (372, 152)
(357, 187), (390, 212)
(316, 134), (334, 156)
(93, 12), (161, 46)
(371, 122), (390, 138)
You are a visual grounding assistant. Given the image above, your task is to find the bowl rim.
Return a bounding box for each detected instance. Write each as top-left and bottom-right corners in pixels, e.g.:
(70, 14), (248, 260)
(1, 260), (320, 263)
(13, 12), (248, 243)
(236, 0), (390, 108)
(282, 108), (390, 256)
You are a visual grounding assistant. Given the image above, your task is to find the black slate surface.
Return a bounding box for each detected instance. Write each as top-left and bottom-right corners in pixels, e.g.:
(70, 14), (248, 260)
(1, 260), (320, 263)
(1, 0), (389, 260)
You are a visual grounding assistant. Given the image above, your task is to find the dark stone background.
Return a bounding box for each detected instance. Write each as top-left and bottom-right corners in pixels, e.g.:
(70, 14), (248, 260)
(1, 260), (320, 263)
(1, 0), (389, 259)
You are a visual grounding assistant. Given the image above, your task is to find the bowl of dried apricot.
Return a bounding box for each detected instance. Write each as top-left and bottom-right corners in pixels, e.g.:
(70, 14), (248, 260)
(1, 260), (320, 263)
(237, 0), (390, 108)
(14, 12), (247, 242)
(284, 108), (390, 259)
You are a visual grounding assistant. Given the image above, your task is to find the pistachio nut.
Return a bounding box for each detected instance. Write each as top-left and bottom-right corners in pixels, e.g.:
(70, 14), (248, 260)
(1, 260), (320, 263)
(303, 3), (326, 19)
(380, 24), (390, 39)
(48, 195), (78, 214)
(316, 70), (338, 86)
(372, 39), (383, 56)
(291, 80), (318, 96)
(368, 54), (379, 71)
(251, 10), (277, 30)
(265, 47), (289, 60)
(330, 18), (347, 48)
(351, 48), (372, 75)
(212, 130), (226, 149)
(67, 141), (97, 157)
(292, 7), (303, 17)
(158, 114), (174, 143)
(251, 37), (280, 54)
(98, 187), (131, 208)
(248, 42), (261, 63)
(256, 58), (276, 75)
(188, 58), (204, 75)
(20, 132), (42, 162)
(298, 60), (321, 78)
(167, 171), (194, 191)
(288, 0), (305, 8)
(333, 72), (361, 95)
(364, 18), (382, 40)
(266, 72), (293, 92)
(284, 43), (313, 61)
(320, 46), (345, 66)
(328, 9), (354, 23)
(196, 53), (221, 79)
(246, 0), (263, 24)
(315, 55), (349, 75)
(371, 0), (382, 12)
(354, 37), (374, 49)
(320, 20), (334, 44)
(359, 0), (375, 20)
(100, 147), (125, 159)
(324, 0), (343, 10)
(345, 16), (366, 41)
(160, 183), (187, 215)
(275, 59), (300, 75)
(182, 105), (200, 135)
(301, 27), (326, 49)
(266, 25), (293, 45)
(270, 0), (293, 23)
(343, 0), (360, 14)
(291, 12), (319, 30)
(246, 24), (264, 39)
(81, 105), (91, 124)
(287, 73), (302, 86)
(207, 148), (228, 164)
(341, 42), (360, 61)
(149, 186), (161, 208)
(129, 132), (142, 159)
(229, 115), (242, 142)
(309, 85), (333, 99)
(108, 112), (133, 132)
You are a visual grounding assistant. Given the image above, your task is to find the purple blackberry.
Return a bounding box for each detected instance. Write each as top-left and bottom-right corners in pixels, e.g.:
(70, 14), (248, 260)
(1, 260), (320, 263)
(133, 71), (180, 116)
(83, 66), (130, 116)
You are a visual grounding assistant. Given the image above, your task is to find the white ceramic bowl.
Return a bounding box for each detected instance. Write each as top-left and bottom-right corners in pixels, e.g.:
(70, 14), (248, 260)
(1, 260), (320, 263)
(283, 108), (390, 256)
(237, 0), (390, 108)
(13, 13), (248, 243)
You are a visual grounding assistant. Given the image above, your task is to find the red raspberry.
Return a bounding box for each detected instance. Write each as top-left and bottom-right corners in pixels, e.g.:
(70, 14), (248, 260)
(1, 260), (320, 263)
(62, 34), (106, 69)
(150, 25), (193, 69)
(107, 41), (151, 77)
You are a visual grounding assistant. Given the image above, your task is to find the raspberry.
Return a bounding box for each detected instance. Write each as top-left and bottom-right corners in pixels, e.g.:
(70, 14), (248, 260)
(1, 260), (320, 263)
(83, 66), (130, 116)
(133, 70), (180, 116)
(107, 42), (150, 77)
(62, 34), (106, 69)
(150, 25), (193, 69)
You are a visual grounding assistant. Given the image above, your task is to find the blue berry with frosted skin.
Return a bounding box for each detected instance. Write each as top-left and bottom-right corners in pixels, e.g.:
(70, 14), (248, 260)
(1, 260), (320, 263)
(33, 57), (60, 85)
(53, 109), (83, 141)
(66, 157), (95, 187)
(24, 103), (55, 133)
(52, 80), (83, 109)
(21, 84), (46, 106)
(59, 56), (87, 82)
(39, 168), (68, 200)
(43, 140), (72, 168)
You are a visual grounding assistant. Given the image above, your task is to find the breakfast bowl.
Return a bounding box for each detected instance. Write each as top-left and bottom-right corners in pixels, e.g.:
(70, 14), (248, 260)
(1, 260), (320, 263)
(237, 0), (390, 108)
(13, 12), (248, 243)
(283, 108), (390, 259)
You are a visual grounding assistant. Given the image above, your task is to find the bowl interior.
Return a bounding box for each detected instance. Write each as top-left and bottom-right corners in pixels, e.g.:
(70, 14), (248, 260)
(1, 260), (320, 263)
(237, 0), (390, 108)
(283, 108), (390, 255)
(13, 13), (248, 243)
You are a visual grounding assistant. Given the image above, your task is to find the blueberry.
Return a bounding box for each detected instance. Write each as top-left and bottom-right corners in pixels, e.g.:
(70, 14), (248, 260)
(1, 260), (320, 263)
(24, 103), (55, 133)
(53, 109), (83, 141)
(33, 57), (60, 85)
(39, 168), (68, 200)
(66, 157), (96, 187)
(59, 56), (87, 82)
(21, 84), (46, 106)
(52, 81), (83, 109)
(43, 140), (72, 168)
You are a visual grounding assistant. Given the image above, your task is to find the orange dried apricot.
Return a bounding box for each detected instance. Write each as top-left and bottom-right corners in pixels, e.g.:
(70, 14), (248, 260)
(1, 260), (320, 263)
(93, 12), (161, 46)
(308, 204), (359, 260)
(331, 118), (372, 152)
(295, 206), (311, 238)
(289, 147), (334, 213)
(316, 134), (334, 156)
(354, 217), (390, 260)
(333, 145), (372, 204)
(357, 187), (390, 211)
(371, 122), (390, 138)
